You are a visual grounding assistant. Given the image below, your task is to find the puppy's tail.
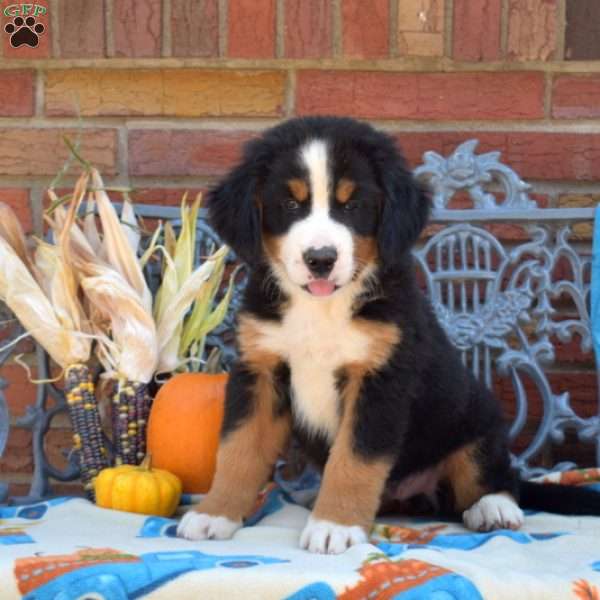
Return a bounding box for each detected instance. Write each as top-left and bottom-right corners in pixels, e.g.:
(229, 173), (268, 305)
(518, 480), (600, 515)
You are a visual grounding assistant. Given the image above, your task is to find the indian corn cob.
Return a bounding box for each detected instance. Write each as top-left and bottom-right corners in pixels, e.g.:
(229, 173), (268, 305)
(111, 379), (152, 465)
(65, 363), (109, 497)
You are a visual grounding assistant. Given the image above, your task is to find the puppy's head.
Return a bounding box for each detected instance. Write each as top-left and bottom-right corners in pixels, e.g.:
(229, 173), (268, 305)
(209, 117), (430, 297)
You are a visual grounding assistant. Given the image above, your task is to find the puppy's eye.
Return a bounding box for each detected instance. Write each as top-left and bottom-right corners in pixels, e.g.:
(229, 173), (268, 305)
(344, 200), (358, 211)
(285, 199), (300, 211)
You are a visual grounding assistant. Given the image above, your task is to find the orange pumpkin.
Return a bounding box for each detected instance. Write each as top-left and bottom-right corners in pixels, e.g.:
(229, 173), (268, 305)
(147, 372), (227, 493)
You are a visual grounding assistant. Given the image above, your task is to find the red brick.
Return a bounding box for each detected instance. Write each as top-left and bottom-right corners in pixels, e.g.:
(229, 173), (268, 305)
(549, 372), (597, 416)
(58, 0), (105, 58)
(507, 0), (557, 61)
(284, 0), (332, 58)
(0, 189), (31, 232)
(296, 71), (544, 120)
(46, 428), (74, 471)
(0, 363), (37, 417)
(342, 0), (389, 58)
(46, 69), (285, 117)
(397, 0), (444, 57)
(453, 0), (502, 61)
(1, 0), (50, 59)
(131, 188), (207, 207)
(171, 0), (218, 57)
(0, 428), (32, 473)
(113, 0), (161, 57)
(553, 336), (595, 367)
(228, 0), (275, 58)
(0, 71), (33, 116)
(552, 76), (600, 119)
(128, 130), (255, 177)
(0, 128), (118, 176)
(395, 132), (600, 181)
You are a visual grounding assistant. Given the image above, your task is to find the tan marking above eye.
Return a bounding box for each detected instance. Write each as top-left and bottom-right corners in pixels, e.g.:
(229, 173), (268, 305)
(287, 178), (309, 202)
(336, 178), (356, 204)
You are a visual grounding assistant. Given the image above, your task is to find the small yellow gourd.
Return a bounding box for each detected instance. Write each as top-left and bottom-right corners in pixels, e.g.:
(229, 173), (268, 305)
(94, 454), (182, 517)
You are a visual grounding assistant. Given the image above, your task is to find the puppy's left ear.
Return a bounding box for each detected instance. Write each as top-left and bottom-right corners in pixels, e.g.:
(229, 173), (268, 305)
(208, 154), (263, 265)
(376, 149), (431, 269)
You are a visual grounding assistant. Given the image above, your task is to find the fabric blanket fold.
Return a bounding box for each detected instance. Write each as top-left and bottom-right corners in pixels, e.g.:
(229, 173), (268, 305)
(2, 468), (600, 599)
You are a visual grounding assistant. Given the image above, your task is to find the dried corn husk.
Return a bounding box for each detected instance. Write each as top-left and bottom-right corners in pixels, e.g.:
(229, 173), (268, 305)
(0, 202), (35, 275)
(90, 169), (152, 314)
(0, 199), (108, 499)
(55, 171), (159, 467)
(155, 255), (219, 373)
(151, 193), (236, 373)
(0, 237), (89, 367)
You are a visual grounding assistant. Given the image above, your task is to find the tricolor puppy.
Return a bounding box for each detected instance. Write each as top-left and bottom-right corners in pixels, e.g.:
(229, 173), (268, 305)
(177, 116), (600, 554)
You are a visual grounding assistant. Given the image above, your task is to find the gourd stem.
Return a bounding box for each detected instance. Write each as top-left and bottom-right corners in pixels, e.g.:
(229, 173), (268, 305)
(141, 454), (152, 470)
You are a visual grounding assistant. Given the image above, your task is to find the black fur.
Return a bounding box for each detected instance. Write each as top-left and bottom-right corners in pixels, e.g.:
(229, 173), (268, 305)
(209, 116), (600, 520)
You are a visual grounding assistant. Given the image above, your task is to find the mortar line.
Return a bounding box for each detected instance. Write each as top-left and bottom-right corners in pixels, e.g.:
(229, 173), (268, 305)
(34, 69), (45, 117)
(162, 0), (172, 57)
(276, 0), (285, 58)
(389, 0), (398, 58)
(105, 0), (115, 57)
(555, 0), (567, 61)
(543, 71), (553, 119)
(500, 0), (509, 59)
(444, 0), (454, 58)
(332, 0), (342, 58)
(49, 0), (60, 57)
(4, 116), (600, 133)
(116, 126), (130, 185)
(218, 0), (228, 57)
(3, 57), (600, 73)
(29, 186), (44, 235)
(284, 69), (297, 117)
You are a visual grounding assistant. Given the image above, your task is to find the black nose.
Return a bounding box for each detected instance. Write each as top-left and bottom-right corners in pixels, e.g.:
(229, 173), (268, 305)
(303, 246), (338, 277)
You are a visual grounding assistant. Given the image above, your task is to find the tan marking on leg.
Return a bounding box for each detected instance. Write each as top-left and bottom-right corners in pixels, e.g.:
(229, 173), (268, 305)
(335, 178), (356, 204)
(312, 365), (393, 530)
(287, 178), (309, 202)
(193, 324), (289, 521)
(442, 443), (488, 512)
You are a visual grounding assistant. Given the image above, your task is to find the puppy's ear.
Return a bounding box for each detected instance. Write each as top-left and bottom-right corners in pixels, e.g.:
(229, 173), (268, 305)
(208, 159), (263, 265)
(375, 143), (431, 270)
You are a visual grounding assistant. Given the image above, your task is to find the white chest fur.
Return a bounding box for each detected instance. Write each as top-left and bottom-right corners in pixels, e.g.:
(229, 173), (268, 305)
(252, 289), (372, 440)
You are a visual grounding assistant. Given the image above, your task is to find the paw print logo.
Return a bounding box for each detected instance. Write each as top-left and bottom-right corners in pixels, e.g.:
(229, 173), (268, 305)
(5, 16), (45, 48)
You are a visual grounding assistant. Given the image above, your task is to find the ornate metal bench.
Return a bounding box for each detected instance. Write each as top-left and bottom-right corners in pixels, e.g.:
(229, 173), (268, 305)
(1, 139), (598, 504)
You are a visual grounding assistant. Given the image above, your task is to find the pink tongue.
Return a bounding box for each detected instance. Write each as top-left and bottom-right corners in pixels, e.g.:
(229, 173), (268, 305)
(307, 279), (336, 296)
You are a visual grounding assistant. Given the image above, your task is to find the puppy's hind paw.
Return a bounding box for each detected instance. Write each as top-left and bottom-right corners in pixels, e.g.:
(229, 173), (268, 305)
(177, 511), (241, 541)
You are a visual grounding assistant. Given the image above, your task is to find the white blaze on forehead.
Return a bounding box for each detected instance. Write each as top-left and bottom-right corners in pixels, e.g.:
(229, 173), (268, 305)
(300, 139), (329, 212)
(279, 137), (354, 290)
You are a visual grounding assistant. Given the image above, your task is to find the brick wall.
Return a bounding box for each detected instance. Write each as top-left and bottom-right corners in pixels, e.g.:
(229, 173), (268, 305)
(1, 0), (599, 495)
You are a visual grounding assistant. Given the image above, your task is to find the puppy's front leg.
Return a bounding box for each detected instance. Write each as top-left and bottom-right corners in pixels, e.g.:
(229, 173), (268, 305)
(178, 363), (290, 541)
(300, 371), (394, 554)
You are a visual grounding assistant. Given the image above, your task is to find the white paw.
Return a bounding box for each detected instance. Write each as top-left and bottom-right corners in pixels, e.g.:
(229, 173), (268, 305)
(463, 493), (524, 532)
(299, 516), (367, 554)
(177, 511), (241, 541)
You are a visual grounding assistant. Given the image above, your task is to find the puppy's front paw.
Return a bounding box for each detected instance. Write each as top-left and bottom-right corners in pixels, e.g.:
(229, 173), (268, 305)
(463, 493), (524, 532)
(177, 511), (241, 541)
(299, 516), (367, 554)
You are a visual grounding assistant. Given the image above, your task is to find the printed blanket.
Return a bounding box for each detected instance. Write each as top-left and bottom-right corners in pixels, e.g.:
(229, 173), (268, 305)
(1, 468), (600, 599)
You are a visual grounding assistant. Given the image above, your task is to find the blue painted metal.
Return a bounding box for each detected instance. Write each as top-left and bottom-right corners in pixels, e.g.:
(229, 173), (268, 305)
(1, 139), (598, 503)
